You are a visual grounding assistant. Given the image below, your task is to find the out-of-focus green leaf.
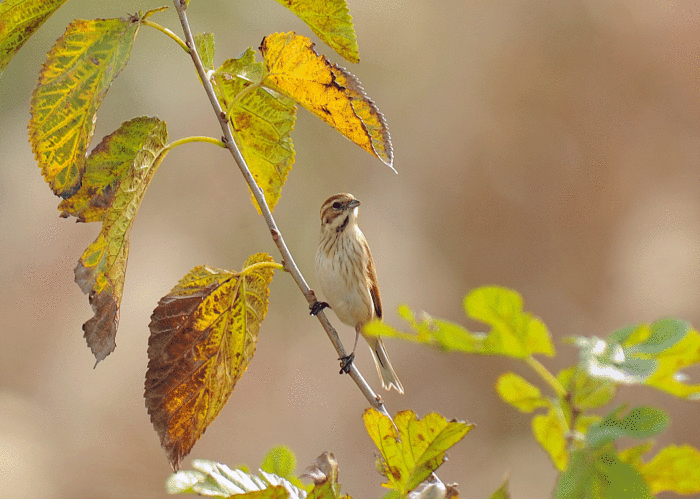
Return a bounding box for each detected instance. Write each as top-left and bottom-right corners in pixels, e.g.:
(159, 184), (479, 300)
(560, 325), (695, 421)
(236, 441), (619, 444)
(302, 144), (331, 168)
(640, 444), (700, 495)
(167, 459), (304, 499)
(67, 117), (168, 364)
(495, 372), (549, 413)
(489, 479), (510, 499)
(145, 255), (276, 470)
(532, 407), (568, 471)
(194, 32), (214, 70)
(29, 14), (147, 197)
(554, 449), (652, 499)
(618, 442), (654, 469)
(0, 0), (67, 77)
(366, 287), (554, 359)
(261, 446), (296, 480)
(464, 287), (555, 358)
(212, 47), (296, 212)
(557, 367), (616, 410)
(585, 406), (667, 449)
(272, 0), (359, 63)
(571, 319), (700, 399)
(363, 409), (473, 495)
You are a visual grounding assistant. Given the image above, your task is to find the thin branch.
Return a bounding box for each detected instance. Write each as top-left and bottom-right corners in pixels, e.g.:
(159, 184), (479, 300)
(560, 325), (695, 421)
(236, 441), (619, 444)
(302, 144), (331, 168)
(172, 0), (390, 418)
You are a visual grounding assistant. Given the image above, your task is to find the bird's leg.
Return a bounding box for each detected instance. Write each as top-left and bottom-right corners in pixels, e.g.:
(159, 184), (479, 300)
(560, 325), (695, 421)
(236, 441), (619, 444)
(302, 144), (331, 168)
(339, 328), (361, 374)
(309, 300), (330, 316)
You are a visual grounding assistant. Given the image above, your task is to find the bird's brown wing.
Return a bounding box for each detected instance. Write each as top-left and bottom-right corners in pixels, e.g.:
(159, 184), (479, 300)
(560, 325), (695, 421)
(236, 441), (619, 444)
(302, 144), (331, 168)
(366, 252), (382, 320)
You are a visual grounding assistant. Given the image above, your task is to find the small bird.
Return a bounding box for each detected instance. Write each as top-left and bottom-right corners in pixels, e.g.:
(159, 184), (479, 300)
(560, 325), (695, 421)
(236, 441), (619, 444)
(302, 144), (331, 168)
(312, 193), (403, 394)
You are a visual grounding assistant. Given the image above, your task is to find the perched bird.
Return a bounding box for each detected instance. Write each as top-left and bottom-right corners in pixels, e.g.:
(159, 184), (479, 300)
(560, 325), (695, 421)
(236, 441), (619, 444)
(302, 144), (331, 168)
(312, 193), (403, 393)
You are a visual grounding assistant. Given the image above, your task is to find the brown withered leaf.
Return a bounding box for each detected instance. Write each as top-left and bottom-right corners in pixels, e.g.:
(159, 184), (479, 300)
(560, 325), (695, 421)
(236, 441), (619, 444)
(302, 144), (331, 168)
(145, 254), (276, 470)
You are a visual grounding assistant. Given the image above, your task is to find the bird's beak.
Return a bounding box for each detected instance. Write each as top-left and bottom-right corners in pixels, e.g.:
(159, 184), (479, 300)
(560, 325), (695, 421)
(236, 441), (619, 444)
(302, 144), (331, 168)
(348, 199), (361, 209)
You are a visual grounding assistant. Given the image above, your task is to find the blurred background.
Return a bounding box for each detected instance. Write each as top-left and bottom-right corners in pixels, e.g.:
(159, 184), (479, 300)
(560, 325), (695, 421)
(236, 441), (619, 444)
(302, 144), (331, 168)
(2, 0), (700, 497)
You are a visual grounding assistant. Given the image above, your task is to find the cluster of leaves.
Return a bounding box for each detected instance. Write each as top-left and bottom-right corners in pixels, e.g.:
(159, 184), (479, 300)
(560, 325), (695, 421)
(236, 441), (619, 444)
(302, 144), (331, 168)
(365, 287), (700, 498)
(3, 0), (394, 469)
(168, 409), (473, 499)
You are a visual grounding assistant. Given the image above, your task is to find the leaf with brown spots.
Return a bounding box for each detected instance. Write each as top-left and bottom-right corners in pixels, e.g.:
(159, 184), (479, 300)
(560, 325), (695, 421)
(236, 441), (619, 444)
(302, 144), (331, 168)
(0, 0), (68, 77)
(363, 409), (473, 495)
(69, 116), (168, 364)
(259, 32), (393, 170)
(145, 254), (277, 470)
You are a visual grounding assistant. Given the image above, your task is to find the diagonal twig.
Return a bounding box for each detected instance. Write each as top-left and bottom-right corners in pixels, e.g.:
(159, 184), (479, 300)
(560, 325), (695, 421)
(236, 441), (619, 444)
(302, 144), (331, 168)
(172, 0), (391, 418)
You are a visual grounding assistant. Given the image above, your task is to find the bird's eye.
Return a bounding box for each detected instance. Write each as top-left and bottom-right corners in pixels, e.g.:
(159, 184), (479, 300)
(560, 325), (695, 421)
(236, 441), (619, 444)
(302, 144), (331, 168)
(332, 202), (341, 209)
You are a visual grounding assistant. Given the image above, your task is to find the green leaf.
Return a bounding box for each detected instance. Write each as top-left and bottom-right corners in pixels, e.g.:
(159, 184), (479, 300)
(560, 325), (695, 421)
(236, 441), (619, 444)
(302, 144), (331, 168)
(464, 287), (555, 357)
(69, 117), (168, 363)
(145, 254), (277, 470)
(554, 449), (652, 499)
(363, 308), (483, 353)
(194, 32), (215, 70)
(272, 0), (359, 63)
(618, 441), (654, 469)
(166, 459), (304, 498)
(29, 14), (144, 197)
(532, 407), (568, 471)
(261, 446), (296, 480)
(363, 409), (473, 495)
(489, 479), (510, 499)
(572, 319), (700, 399)
(640, 444), (700, 495)
(0, 0), (67, 77)
(495, 372), (549, 413)
(585, 406), (667, 449)
(557, 367), (617, 410)
(212, 48), (296, 212)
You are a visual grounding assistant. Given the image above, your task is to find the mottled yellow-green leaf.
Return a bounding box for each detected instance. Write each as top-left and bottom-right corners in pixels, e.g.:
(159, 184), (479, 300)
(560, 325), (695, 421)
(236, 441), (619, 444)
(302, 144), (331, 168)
(532, 408), (568, 471)
(29, 15), (141, 197)
(272, 0), (359, 63)
(74, 117), (168, 364)
(0, 0), (67, 76)
(212, 48), (296, 212)
(259, 32), (393, 170)
(363, 409), (473, 495)
(496, 372), (549, 413)
(145, 254), (276, 470)
(194, 32), (214, 70)
(640, 444), (700, 495)
(464, 286), (555, 358)
(58, 117), (167, 222)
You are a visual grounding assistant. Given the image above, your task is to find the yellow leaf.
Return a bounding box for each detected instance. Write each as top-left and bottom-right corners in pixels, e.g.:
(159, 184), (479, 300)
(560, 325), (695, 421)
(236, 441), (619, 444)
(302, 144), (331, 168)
(145, 254), (277, 470)
(73, 117), (168, 364)
(260, 32), (393, 169)
(532, 408), (568, 471)
(212, 48), (296, 212)
(464, 287), (555, 358)
(29, 15), (143, 197)
(640, 444), (700, 495)
(0, 0), (67, 76)
(272, 0), (359, 63)
(363, 409), (473, 494)
(495, 372), (548, 413)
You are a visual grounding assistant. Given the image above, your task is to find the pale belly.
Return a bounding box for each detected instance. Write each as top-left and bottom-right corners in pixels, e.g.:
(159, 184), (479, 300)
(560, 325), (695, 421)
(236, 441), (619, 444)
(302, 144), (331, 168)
(316, 251), (373, 327)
